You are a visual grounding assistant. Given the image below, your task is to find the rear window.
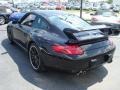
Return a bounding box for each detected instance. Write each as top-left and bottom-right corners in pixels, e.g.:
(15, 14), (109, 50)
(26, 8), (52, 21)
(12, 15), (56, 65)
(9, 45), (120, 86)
(95, 10), (115, 16)
(48, 14), (91, 30)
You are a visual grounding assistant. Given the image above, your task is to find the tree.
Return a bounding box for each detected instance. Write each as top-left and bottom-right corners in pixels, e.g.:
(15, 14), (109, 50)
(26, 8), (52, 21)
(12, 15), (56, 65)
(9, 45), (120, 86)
(107, 0), (113, 4)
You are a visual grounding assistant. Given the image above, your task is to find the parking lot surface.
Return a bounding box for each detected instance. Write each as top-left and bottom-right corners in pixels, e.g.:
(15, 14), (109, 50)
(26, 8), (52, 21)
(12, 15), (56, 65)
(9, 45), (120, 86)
(0, 25), (120, 90)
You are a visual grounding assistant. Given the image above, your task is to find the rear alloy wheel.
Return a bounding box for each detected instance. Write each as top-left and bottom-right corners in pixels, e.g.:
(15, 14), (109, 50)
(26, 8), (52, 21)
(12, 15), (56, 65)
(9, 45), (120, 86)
(29, 43), (45, 72)
(0, 16), (5, 25)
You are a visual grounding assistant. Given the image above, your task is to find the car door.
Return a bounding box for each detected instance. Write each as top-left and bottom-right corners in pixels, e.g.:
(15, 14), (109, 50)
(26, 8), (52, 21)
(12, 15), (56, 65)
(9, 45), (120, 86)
(31, 15), (50, 43)
(12, 13), (37, 48)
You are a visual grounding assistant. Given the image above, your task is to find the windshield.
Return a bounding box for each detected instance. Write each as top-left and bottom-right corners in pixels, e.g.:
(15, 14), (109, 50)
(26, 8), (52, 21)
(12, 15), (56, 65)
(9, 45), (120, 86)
(96, 10), (115, 16)
(49, 14), (91, 30)
(102, 12), (114, 16)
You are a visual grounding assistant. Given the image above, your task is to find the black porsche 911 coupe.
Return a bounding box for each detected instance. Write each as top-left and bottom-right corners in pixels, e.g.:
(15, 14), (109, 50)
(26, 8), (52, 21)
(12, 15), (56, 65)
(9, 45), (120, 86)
(7, 10), (116, 73)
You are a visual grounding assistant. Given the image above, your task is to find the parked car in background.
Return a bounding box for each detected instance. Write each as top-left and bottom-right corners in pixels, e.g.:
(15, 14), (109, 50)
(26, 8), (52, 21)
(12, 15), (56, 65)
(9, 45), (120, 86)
(9, 6), (39, 22)
(39, 2), (49, 10)
(47, 3), (56, 10)
(92, 3), (100, 11)
(101, 3), (112, 10)
(56, 3), (66, 10)
(7, 10), (115, 74)
(9, 12), (25, 22)
(0, 5), (17, 25)
(113, 5), (120, 12)
(91, 10), (120, 35)
(15, 3), (28, 9)
(73, 3), (80, 10)
(66, 3), (73, 10)
(83, 3), (91, 10)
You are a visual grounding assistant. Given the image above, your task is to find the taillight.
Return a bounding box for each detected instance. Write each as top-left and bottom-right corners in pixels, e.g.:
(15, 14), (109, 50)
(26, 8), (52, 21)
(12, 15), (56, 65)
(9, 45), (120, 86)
(92, 17), (98, 21)
(52, 44), (84, 55)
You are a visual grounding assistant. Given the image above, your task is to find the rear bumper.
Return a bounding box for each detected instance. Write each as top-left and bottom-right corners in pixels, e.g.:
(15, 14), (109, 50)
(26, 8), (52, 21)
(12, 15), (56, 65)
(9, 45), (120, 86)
(42, 48), (115, 73)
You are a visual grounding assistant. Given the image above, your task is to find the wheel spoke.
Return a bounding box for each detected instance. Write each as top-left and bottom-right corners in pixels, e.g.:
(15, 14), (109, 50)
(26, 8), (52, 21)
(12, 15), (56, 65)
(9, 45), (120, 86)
(29, 46), (40, 69)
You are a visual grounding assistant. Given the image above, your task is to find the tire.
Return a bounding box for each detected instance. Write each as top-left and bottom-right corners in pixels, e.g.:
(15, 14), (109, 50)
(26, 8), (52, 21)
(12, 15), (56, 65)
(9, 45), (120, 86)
(113, 30), (120, 35)
(0, 16), (5, 25)
(7, 29), (14, 44)
(29, 43), (46, 72)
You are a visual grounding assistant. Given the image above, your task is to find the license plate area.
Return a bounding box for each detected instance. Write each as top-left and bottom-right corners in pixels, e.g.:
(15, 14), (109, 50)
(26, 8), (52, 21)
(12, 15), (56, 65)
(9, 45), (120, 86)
(90, 56), (105, 67)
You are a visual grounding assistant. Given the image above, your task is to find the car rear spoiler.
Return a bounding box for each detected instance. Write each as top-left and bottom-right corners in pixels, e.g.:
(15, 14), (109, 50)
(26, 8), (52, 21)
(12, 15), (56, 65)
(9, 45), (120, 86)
(63, 28), (108, 45)
(87, 25), (111, 35)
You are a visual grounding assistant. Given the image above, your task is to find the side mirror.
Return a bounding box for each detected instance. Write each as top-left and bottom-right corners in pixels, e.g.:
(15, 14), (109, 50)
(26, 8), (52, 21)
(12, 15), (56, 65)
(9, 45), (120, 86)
(12, 20), (18, 24)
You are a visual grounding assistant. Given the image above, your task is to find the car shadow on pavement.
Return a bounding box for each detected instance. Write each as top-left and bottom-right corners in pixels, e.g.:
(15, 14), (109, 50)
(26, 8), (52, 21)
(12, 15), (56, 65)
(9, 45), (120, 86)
(2, 39), (108, 90)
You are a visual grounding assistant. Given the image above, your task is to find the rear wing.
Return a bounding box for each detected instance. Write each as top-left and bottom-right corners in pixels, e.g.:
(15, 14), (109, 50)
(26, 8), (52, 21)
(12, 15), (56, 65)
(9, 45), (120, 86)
(64, 28), (108, 45)
(89, 25), (111, 35)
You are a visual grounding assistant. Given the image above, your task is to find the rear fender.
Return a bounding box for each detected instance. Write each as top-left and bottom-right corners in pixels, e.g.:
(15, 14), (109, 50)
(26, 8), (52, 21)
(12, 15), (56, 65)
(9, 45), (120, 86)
(27, 37), (49, 54)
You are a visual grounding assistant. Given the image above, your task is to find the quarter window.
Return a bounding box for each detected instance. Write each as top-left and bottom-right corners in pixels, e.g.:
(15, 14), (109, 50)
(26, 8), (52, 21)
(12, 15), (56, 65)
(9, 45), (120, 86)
(33, 16), (49, 30)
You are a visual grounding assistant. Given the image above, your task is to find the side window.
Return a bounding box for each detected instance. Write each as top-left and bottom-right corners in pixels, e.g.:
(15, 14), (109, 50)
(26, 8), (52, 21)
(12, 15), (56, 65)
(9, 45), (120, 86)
(33, 16), (49, 30)
(40, 20), (49, 30)
(21, 14), (36, 27)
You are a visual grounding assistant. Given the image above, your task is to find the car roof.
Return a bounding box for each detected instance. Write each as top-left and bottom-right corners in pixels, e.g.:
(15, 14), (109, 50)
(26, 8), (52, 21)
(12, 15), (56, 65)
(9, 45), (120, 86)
(32, 10), (68, 17)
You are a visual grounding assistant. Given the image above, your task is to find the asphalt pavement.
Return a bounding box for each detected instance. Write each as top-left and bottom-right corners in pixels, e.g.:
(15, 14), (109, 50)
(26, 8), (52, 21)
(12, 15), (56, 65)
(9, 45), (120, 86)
(0, 25), (120, 90)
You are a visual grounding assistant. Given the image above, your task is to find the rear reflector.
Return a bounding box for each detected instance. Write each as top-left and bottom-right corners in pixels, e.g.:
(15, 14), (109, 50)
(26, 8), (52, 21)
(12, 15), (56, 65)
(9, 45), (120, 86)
(52, 44), (84, 55)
